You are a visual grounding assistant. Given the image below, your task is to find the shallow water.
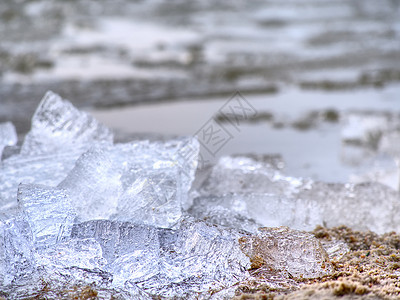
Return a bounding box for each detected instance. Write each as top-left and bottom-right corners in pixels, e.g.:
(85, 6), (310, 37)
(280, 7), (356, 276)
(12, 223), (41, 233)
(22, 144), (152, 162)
(90, 84), (400, 183)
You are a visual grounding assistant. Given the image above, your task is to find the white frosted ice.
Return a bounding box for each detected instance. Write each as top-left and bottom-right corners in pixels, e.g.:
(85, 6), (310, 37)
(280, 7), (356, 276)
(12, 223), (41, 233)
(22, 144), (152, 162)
(0, 122), (17, 159)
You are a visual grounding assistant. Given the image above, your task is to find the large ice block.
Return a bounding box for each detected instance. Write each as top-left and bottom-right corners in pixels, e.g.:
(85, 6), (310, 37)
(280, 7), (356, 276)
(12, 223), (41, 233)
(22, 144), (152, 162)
(21, 91), (113, 156)
(0, 92), (113, 213)
(17, 184), (76, 249)
(239, 226), (332, 280)
(60, 137), (199, 227)
(0, 122), (17, 159)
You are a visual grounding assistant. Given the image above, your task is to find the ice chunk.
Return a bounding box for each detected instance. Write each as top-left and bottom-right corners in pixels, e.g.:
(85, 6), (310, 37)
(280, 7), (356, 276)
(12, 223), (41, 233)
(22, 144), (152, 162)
(298, 182), (400, 234)
(37, 238), (106, 270)
(0, 152), (82, 213)
(239, 226), (332, 280)
(17, 184), (76, 249)
(21, 91), (113, 156)
(58, 146), (123, 221)
(0, 219), (35, 289)
(193, 158), (400, 233)
(189, 193), (323, 232)
(60, 137), (199, 227)
(71, 219), (250, 298)
(71, 220), (161, 290)
(188, 194), (262, 233)
(136, 220), (250, 298)
(0, 92), (113, 213)
(198, 155), (302, 197)
(0, 122), (17, 159)
(71, 220), (159, 265)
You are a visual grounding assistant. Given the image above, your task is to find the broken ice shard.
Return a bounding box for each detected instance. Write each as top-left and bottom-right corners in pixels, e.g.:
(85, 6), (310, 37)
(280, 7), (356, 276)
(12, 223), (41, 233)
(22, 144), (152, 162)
(60, 137), (199, 227)
(0, 91), (113, 212)
(239, 226), (332, 280)
(0, 122), (17, 159)
(17, 184), (76, 249)
(21, 91), (113, 156)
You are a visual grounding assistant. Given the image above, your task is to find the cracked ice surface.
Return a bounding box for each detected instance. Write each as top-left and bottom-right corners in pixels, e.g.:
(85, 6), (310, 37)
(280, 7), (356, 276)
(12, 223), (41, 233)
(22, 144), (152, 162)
(0, 92), (113, 214)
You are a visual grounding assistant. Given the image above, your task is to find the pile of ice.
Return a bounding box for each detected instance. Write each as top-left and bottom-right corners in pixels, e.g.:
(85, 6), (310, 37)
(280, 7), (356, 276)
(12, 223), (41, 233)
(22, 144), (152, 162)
(0, 92), (398, 298)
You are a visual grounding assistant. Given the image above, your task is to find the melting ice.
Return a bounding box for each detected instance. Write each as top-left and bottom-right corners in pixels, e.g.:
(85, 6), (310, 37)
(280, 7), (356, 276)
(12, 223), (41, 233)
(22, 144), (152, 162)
(0, 92), (398, 298)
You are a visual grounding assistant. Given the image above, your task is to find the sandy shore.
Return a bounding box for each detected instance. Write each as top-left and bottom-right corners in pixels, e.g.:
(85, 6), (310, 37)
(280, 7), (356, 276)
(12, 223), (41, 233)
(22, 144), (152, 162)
(235, 226), (400, 300)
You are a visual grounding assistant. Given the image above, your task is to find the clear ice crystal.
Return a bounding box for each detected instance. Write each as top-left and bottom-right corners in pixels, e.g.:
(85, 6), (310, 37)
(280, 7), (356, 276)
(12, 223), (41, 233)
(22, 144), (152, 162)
(0, 92), (113, 213)
(239, 226), (332, 280)
(17, 184), (76, 249)
(59, 137), (199, 227)
(21, 91), (113, 156)
(0, 122), (17, 159)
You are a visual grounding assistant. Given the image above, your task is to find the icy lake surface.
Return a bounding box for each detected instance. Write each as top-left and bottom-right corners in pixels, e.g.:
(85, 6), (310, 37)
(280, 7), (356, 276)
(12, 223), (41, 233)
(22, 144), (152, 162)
(1, 0), (399, 133)
(0, 92), (399, 298)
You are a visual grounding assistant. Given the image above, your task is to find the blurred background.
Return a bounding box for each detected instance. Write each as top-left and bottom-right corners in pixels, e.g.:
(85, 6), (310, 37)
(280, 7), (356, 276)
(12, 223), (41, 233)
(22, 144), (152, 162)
(0, 0), (399, 185)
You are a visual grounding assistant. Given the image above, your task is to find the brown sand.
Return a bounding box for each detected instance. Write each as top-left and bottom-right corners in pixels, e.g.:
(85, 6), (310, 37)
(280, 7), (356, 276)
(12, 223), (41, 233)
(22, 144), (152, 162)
(235, 226), (400, 300)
